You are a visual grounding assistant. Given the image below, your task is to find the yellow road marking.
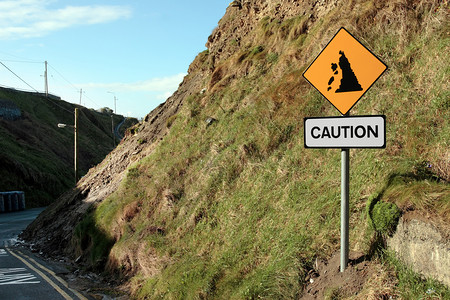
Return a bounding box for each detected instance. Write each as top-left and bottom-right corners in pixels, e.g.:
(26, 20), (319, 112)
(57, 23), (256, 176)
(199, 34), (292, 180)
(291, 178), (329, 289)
(15, 249), (88, 300)
(6, 247), (73, 300)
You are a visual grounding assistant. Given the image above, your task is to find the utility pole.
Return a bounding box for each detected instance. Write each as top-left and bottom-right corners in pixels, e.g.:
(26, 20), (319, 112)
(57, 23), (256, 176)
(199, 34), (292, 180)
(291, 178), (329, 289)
(74, 108), (78, 184)
(107, 91), (117, 114)
(44, 61), (48, 97)
(57, 108), (79, 185)
(79, 89), (82, 105)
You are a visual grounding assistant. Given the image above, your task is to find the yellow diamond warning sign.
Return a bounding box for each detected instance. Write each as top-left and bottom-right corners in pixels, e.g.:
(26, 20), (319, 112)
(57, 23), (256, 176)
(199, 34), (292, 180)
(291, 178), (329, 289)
(303, 27), (387, 115)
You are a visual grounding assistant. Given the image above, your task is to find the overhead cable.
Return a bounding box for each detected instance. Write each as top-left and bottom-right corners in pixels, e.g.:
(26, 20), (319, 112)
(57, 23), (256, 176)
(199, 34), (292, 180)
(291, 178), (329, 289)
(0, 60), (39, 93)
(0, 59), (42, 64)
(48, 63), (79, 92)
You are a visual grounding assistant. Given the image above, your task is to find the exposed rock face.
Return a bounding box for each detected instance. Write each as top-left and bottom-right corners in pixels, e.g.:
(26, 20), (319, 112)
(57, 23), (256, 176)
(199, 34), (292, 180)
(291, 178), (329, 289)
(388, 217), (450, 286)
(21, 1), (449, 293)
(21, 72), (205, 256)
(23, 0), (334, 256)
(206, 0), (340, 68)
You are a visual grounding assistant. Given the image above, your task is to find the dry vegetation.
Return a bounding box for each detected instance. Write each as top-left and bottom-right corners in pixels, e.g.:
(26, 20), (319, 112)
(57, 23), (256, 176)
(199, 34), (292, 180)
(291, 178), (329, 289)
(39, 0), (450, 298)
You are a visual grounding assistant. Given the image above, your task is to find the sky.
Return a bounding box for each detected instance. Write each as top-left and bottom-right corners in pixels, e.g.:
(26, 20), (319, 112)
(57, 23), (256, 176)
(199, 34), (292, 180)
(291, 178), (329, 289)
(0, 0), (230, 119)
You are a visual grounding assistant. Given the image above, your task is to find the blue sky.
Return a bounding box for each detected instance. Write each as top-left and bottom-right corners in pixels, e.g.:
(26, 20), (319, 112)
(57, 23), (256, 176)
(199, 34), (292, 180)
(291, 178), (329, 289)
(0, 0), (229, 118)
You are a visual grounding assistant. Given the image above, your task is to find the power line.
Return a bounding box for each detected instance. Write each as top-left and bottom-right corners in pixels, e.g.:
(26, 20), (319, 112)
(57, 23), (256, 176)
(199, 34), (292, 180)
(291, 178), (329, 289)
(47, 62), (100, 107)
(82, 93), (100, 107)
(0, 51), (42, 63)
(1, 58), (102, 111)
(0, 59), (42, 64)
(47, 63), (79, 92)
(0, 60), (39, 93)
(0, 59), (77, 114)
(44, 94), (75, 114)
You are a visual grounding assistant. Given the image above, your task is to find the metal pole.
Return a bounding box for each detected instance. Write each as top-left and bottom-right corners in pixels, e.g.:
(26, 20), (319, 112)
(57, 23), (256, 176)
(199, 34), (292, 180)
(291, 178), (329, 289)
(340, 111), (350, 272)
(340, 147), (349, 272)
(74, 108), (78, 184)
(111, 114), (115, 147)
(44, 61), (48, 97)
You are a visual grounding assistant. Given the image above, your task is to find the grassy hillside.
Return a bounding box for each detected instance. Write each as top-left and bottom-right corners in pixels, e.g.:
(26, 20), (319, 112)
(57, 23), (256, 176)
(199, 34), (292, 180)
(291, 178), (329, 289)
(0, 87), (137, 206)
(62, 0), (448, 298)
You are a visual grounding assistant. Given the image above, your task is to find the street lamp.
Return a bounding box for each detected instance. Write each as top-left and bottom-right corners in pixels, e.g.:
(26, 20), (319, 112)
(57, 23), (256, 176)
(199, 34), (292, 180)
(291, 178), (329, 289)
(57, 108), (78, 184)
(107, 91), (118, 147)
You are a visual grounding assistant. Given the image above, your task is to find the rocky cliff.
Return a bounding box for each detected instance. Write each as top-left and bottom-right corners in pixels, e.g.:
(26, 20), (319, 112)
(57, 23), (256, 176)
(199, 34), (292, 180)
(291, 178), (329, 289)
(23, 0), (449, 298)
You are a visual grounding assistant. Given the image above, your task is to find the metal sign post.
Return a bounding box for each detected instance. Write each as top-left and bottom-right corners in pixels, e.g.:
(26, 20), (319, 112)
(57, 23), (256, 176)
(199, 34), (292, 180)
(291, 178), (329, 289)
(302, 27), (387, 272)
(304, 115), (385, 271)
(341, 145), (349, 272)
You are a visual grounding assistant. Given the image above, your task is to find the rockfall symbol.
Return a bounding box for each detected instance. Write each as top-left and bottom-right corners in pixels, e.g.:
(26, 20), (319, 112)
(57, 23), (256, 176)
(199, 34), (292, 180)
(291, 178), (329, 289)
(302, 27), (388, 115)
(327, 51), (363, 93)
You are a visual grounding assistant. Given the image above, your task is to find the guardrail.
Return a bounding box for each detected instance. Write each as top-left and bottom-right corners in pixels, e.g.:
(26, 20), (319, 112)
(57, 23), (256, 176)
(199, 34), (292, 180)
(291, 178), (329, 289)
(0, 191), (26, 213)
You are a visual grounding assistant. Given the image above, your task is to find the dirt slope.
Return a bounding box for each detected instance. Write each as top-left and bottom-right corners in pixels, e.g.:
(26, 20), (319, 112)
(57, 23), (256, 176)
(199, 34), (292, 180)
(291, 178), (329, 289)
(22, 0), (333, 259)
(22, 71), (203, 256)
(22, 0), (449, 298)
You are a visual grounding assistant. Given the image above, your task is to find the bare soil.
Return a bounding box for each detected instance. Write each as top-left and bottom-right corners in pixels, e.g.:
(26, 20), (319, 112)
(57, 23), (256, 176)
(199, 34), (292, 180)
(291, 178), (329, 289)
(301, 251), (374, 299)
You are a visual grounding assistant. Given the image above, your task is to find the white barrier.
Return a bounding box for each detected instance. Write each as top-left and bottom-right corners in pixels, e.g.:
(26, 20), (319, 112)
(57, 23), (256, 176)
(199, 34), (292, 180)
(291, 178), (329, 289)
(0, 192), (25, 213)
(0, 194), (4, 212)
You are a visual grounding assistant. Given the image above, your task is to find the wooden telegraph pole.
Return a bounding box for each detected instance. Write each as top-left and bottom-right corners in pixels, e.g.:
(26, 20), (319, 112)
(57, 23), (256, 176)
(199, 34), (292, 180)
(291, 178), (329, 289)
(74, 108), (78, 184)
(44, 61), (48, 97)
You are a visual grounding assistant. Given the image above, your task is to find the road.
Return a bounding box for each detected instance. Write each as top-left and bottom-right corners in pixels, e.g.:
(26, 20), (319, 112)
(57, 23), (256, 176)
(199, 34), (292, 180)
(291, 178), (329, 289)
(114, 117), (127, 140)
(0, 209), (88, 300)
(0, 208), (45, 247)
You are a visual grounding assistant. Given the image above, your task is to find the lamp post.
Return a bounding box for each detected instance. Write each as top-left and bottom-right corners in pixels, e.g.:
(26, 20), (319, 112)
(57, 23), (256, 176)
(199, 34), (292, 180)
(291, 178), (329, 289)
(107, 91), (117, 114)
(107, 91), (118, 147)
(58, 108), (78, 184)
(111, 114), (116, 147)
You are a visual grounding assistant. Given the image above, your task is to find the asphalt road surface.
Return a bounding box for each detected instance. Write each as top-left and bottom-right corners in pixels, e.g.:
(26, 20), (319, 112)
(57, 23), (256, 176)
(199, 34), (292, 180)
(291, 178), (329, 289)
(0, 208), (88, 300)
(0, 208), (45, 247)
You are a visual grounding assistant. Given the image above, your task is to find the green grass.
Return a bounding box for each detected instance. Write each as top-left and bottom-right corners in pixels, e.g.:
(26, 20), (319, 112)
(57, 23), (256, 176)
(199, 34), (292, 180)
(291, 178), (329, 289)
(382, 251), (450, 299)
(74, 1), (449, 298)
(73, 208), (115, 269)
(0, 87), (137, 206)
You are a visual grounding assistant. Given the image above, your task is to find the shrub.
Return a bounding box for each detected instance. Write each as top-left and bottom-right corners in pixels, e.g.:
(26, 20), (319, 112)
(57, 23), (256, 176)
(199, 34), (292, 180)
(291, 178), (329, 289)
(371, 201), (401, 235)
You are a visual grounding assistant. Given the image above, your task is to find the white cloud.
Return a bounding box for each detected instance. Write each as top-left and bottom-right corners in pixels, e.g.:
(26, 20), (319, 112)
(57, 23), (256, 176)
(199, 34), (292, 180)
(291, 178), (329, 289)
(0, 0), (131, 39)
(84, 73), (186, 93)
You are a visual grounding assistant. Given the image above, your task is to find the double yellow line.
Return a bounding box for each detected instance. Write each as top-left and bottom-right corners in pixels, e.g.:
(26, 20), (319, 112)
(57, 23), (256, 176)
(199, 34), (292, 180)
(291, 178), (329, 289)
(6, 247), (87, 300)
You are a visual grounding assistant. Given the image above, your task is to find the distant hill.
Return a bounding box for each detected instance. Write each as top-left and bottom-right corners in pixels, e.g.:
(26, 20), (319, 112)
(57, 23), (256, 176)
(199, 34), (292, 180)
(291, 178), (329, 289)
(0, 87), (138, 207)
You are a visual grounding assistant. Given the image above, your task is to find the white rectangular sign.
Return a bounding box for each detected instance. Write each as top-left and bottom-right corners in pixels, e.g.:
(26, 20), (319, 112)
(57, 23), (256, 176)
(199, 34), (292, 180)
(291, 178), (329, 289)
(304, 115), (386, 148)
